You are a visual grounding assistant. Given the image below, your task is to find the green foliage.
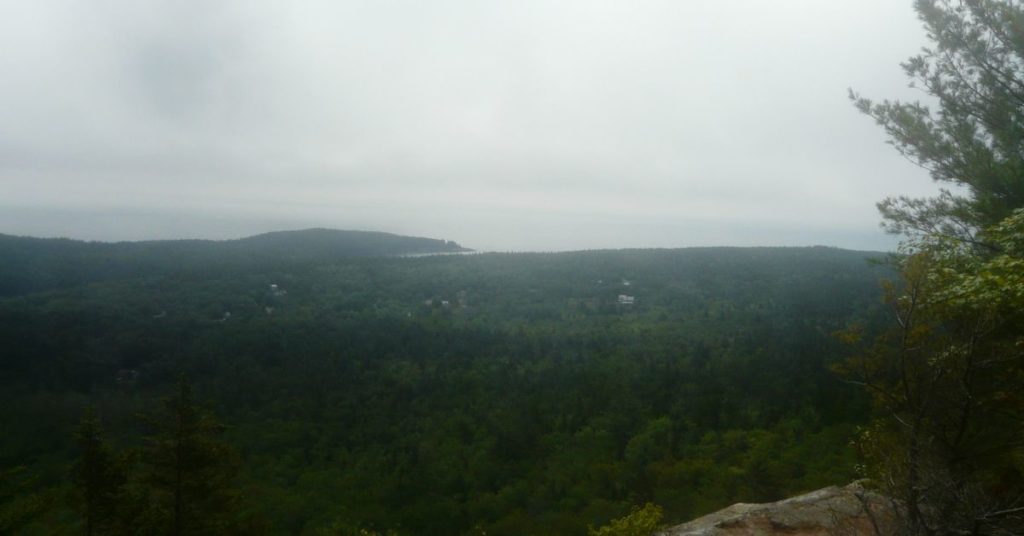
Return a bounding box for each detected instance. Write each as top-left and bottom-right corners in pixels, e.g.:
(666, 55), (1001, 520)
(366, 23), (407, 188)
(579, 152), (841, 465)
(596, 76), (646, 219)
(852, 0), (1024, 238)
(841, 235), (1024, 533)
(0, 246), (885, 534)
(0, 466), (51, 533)
(136, 376), (242, 536)
(848, 1), (1024, 532)
(72, 408), (126, 535)
(928, 209), (1024, 310)
(315, 518), (402, 536)
(587, 503), (663, 536)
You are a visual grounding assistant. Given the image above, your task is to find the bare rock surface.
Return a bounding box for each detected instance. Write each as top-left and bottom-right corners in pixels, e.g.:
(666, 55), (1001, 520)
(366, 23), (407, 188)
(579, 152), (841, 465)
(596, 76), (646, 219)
(657, 482), (894, 536)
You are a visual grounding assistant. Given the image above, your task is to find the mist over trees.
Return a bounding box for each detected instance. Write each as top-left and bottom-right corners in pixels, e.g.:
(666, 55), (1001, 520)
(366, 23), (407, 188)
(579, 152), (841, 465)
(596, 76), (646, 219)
(0, 245), (886, 534)
(1, 1), (1023, 536)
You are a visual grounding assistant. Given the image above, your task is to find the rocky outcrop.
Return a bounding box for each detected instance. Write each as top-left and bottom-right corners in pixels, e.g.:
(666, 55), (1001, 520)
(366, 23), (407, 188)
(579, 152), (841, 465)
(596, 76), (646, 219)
(657, 482), (895, 535)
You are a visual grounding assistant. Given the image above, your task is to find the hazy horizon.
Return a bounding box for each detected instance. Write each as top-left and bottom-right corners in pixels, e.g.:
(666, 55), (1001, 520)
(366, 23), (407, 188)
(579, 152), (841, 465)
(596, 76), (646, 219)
(0, 215), (897, 254)
(1, 1), (941, 252)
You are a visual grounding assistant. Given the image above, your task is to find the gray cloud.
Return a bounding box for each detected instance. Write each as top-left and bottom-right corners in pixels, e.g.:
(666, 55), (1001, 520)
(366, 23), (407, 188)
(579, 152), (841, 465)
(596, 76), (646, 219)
(0, 0), (941, 251)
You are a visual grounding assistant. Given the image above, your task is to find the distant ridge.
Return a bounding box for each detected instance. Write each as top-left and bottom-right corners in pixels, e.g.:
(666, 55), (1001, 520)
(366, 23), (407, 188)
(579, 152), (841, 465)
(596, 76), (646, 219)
(0, 229), (471, 297)
(225, 228), (471, 257)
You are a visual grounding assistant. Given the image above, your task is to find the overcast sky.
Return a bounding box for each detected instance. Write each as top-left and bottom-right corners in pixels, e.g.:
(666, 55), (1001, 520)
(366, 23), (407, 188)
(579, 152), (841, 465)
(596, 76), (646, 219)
(0, 0), (942, 251)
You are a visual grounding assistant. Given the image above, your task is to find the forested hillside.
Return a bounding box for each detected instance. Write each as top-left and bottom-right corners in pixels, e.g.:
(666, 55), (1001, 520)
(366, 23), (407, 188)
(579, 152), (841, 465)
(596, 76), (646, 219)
(0, 244), (889, 535)
(6, 0), (1024, 534)
(0, 229), (470, 298)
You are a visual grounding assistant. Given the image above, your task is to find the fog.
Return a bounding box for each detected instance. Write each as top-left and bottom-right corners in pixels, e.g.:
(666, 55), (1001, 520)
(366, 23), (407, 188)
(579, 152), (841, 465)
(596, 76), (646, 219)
(0, 0), (941, 251)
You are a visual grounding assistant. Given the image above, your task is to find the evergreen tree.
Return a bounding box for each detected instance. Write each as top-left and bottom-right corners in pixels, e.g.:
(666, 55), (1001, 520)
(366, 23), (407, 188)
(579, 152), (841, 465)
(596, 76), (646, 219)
(72, 408), (126, 536)
(851, 0), (1024, 242)
(848, 1), (1024, 533)
(138, 375), (240, 536)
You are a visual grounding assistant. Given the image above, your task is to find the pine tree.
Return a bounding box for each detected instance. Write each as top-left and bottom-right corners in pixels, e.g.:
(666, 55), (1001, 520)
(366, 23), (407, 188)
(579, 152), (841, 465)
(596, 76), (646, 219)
(72, 408), (125, 536)
(851, 0), (1024, 243)
(138, 375), (240, 536)
(847, 1), (1024, 533)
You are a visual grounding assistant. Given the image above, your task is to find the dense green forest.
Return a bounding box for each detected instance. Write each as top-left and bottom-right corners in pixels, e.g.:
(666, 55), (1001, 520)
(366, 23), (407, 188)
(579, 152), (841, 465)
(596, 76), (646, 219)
(4, 1), (1024, 535)
(0, 233), (890, 534)
(0, 229), (469, 298)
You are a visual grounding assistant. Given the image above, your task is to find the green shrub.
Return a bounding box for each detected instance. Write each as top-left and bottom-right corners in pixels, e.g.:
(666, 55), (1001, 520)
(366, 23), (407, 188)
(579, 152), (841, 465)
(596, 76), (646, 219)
(588, 503), (663, 536)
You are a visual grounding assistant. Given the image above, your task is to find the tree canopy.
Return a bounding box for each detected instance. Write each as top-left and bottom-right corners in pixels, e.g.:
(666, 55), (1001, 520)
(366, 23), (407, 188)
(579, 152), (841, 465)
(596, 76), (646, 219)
(0, 246), (885, 535)
(848, 1), (1024, 533)
(852, 0), (1024, 243)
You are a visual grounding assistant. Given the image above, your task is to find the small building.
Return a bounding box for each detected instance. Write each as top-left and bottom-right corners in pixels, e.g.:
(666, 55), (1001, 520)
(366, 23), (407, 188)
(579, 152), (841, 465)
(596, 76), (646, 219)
(617, 295), (636, 305)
